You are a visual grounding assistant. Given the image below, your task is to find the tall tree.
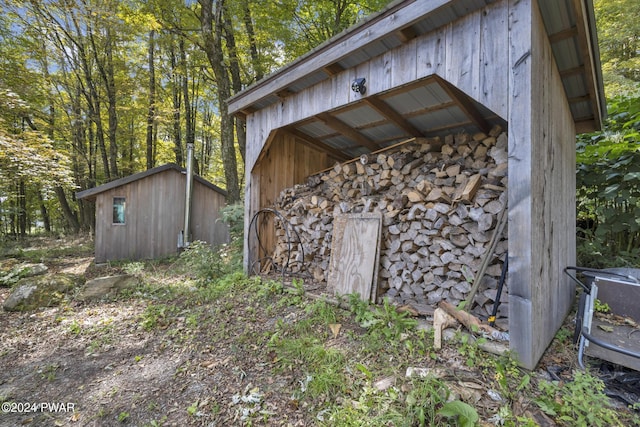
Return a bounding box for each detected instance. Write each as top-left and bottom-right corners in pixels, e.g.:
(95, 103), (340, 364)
(595, 0), (640, 96)
(146, 29), (157, 169)
(197, 0), (240, 202)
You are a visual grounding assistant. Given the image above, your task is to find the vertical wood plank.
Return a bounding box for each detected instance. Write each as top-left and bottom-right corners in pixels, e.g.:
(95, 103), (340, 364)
(479, 2), (508, 118)
(328, 213), (382, 302)
(507, 0), (535, 369)
(417, 26), (446, 79)
(444, 12), (481, 100)
(391, 38), (417, 89)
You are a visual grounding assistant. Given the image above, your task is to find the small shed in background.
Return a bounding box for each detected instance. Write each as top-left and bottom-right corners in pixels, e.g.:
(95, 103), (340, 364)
(229, 0), (606, 369)
(76, 164), (229, 263)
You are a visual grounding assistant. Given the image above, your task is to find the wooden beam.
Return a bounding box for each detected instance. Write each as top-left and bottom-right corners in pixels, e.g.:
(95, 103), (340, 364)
(275, 88), (296, 99)
(363, 96), (424, 138)
(323, 62), (345, 76)
(548, 26), (578, 44)
(287, 127), (351, 162)
(568, 94), (591, 104)
(317, 112), (383, 152)
(559, 65), (584, 77)
(433, 75), (491, 135)
(397, 26), (418, 43)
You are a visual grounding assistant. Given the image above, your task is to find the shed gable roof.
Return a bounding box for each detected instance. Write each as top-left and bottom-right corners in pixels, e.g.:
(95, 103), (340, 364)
(76, 163), (227, 202)
(229, 0), (605, 137)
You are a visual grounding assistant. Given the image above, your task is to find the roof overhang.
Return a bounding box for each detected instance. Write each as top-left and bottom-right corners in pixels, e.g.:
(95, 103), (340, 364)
(228, 0), (605, 152)
(76, 163), (227, 202)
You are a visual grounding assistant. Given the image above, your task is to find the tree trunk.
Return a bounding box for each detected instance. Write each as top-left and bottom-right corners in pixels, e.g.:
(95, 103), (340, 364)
(243, 0), (264, 82)
(18, 181), (27, 238)
(54, 187), (80, 233)
(223, 6), (246, 164)
(146, 29), (156, 170)
(170, 38), (183, 166)
(198, 0), (240, 202)
(37, 190), (51, 233)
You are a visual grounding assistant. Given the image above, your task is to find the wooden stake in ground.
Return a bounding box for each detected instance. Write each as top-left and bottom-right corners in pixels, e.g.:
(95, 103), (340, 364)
(433, 307), (457, 350)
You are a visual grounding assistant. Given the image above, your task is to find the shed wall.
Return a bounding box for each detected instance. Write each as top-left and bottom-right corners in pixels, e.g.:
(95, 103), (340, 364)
(244, 0), (511, 272)
(94, 170), (227, 263)
(507, 0), (576, 369)
(249, 131), (332, 267)
(242, 0), (579, 369)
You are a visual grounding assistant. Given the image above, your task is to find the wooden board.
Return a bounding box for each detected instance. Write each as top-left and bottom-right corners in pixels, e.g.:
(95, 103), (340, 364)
(328, 212), (382, 302)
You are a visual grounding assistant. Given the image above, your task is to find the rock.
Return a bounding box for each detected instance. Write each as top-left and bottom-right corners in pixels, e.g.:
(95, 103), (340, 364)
(3, 273), (84, 312)
(0, 260), (48, 287)
(79, 275), (139, 301)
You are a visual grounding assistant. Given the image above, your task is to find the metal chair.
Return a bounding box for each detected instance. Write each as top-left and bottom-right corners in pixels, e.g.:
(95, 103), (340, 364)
(565, 266), (640, 371)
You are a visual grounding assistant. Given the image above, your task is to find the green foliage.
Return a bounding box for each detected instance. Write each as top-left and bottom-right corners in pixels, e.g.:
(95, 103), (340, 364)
(437, 401), (479, 427)
(576, 95), (640, 267)
(117, 411), (130, 422)
(594, 0), (640, 97)
(139, 303), (173, 331)
(177, 240), (229, 286)
(534, 370), (632, 427)
(349, 296), (417, 342)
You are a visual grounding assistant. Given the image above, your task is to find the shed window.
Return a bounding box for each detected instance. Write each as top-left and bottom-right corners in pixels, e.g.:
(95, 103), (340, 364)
(113, 197), (126, 224)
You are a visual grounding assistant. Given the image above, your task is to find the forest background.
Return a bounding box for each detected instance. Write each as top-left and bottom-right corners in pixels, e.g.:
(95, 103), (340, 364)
(0, 0), (638, 266)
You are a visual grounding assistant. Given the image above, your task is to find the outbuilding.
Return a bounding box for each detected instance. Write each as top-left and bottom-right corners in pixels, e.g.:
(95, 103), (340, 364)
(76, 163), (229, 263)
(228, 0), (605, 369)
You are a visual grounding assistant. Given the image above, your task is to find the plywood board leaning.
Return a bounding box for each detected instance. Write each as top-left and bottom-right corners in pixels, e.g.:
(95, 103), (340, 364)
(328, 212), (382, 302)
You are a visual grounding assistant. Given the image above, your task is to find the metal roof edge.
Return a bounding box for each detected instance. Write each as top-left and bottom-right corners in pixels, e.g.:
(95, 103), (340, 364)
(76, 163), (227, 201)
(228, 0), (447, 114)
(584, 0), (607, 124)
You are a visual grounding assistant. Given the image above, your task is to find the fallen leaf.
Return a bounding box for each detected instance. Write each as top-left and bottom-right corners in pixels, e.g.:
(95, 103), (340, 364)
(598, 325), (614, 332)
(329, 323), (341, 339)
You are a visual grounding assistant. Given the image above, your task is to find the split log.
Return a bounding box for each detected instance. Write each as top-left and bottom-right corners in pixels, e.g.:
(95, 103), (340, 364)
(438, 301), (506, 340)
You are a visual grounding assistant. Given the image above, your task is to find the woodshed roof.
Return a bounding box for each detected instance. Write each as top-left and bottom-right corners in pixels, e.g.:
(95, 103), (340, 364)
(76, 163), (227, 202)
(228, 0), (605, 158)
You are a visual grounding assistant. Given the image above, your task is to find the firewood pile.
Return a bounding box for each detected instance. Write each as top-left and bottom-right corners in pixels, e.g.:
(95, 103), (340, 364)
(271, 126), (508, 319)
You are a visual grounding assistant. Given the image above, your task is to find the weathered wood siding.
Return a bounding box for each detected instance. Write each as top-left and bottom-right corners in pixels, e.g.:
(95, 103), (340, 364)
(94, 169), (228, 263)
(244, 1), (509, 176)
(248, 131), (331, 266)
(242, 0), (578, 369)
(244, 1), (511, 271)
(507, 0), (576, 369)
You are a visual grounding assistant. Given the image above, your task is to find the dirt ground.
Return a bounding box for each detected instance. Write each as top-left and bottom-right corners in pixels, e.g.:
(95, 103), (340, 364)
(0, 238), (637, 426)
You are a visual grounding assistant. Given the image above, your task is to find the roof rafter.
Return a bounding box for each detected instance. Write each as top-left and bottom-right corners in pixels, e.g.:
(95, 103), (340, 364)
(433, 76), (491, 135)
(363, 96), (424, 138)
(317, 112), (383, 152)
(287, 127), (351, 162)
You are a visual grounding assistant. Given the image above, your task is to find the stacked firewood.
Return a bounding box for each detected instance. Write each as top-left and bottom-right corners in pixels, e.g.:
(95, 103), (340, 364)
(272, 126), (508, 318)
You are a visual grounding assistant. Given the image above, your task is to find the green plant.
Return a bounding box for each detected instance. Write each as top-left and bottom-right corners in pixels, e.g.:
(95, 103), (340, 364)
(437, 401), (479, 427)
(187, 401), (198, 416)
(178, 240), (228, 286)
(68, 320), (81, 335)
(117, 411), (130, 422)
(140, 303), (172, 330)
(455, 333), (486, 368)
(491, 352), (531, 403)
(123, 261), (145, 276)
(594, 298), (611, 313)
(576, 95), (640, 267)
(534, 370), (630, 426)
(38, 364), (58, 381)
(349, 296), (417, 342)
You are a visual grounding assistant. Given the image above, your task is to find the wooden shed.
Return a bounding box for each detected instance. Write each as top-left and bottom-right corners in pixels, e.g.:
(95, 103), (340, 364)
(76, 164), (229, 263)
(228, 0), (605, 369)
